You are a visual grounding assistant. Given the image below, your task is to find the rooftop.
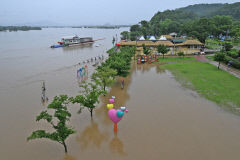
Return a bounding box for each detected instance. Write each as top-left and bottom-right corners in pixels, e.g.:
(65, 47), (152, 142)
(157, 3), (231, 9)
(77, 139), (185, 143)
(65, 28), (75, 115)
(162, 35), (173, 40)
(62, 35), (78, 39)
(176, 40), (203, 46)
(119, 40), (174, 47)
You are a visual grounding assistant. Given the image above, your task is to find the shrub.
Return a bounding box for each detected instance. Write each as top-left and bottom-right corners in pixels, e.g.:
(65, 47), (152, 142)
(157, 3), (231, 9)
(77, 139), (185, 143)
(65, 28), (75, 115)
(107, 47), (116, 55)
(227, 49), (239, 59)
(177, 52), (185, 57)
(223, 55), (240, 69)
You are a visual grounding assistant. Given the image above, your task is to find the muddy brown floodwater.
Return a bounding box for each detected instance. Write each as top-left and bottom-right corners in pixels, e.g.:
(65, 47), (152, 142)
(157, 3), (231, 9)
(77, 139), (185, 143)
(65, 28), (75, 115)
(67, 63), (240, 160)
(2, 58), (240, 159)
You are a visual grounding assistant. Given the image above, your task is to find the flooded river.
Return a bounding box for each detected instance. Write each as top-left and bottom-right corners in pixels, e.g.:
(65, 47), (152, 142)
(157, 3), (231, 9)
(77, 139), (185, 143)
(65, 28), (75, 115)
(1, 29), (240, 160)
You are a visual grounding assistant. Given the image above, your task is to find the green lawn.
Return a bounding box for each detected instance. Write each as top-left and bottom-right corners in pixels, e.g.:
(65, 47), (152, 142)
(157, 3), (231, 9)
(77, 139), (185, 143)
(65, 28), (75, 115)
(161, 62), (240, 114)
(157, 56), (196, 62)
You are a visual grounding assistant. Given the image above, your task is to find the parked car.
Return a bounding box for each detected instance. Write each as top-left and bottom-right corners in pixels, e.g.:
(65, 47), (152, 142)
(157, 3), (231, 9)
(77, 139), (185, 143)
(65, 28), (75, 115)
(193, 52), (200, 55)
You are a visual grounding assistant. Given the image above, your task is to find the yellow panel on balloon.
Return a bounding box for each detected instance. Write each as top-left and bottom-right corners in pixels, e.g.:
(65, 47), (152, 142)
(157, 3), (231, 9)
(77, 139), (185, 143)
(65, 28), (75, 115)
(107, 104), (114, 110)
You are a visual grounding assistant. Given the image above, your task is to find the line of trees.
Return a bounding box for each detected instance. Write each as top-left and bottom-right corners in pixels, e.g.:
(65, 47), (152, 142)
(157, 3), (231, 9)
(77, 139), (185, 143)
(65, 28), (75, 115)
(0, 26), (42, 31)
(27, 46), (136, 153)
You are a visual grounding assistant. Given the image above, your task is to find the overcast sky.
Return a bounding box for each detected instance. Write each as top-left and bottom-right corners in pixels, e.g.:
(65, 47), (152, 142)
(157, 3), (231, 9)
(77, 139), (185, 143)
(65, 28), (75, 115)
(0, 0), (239, 26)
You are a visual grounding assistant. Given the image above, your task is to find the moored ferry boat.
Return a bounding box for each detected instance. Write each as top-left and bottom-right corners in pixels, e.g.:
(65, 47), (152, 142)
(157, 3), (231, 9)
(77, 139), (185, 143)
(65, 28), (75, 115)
(50, 36), (105, 48)
(58, 36), (94, 45)
(51, 35), (94, 48)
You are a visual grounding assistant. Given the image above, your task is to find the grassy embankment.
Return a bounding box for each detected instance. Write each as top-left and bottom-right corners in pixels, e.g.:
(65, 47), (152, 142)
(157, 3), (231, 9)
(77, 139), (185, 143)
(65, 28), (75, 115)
(161, 62), (240, 114)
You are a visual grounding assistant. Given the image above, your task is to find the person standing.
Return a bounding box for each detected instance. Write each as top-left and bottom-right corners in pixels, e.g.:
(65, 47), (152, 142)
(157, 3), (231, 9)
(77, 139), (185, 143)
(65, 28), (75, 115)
(41, 81), (46, 102)
(41, 81), (48, 104)
(121, 78), (124, 89)
(112, 36), (115, 46)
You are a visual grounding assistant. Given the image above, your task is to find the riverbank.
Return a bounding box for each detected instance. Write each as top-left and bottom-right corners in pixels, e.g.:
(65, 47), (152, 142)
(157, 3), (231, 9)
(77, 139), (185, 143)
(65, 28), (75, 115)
(161, 62), (240, 114)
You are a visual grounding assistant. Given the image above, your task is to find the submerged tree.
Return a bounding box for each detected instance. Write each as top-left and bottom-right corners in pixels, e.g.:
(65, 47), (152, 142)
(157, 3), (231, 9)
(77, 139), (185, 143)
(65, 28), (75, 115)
(103, 47), (135, 90)
(92, 66), (117, 91)
(214, 52), (225, 69)
(157, 45), (169, 59)
(71, 82), (104, 118)
(106, 55), (131, 77)
(27, 95), (75, 153)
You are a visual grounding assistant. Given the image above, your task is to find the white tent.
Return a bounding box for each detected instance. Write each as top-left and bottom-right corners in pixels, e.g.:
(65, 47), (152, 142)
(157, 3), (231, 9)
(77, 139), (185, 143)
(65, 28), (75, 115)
(149, 36), (156, 40)
(159, 36), (167, 41)
(139, 36), (145, 40)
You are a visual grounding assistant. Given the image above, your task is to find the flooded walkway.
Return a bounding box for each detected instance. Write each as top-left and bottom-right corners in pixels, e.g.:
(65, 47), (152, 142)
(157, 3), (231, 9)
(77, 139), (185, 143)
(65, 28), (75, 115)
(118, 63), (240, 160)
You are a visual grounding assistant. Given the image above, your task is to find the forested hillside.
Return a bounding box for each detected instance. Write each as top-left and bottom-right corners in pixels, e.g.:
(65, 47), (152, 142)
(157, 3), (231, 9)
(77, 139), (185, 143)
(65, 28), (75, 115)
(209, 2), (240, 20)
(122, 2), (240, 43)
(178, 2), (240, 19)
(177, 3), (224, 17)
(150, 10), (197, 24)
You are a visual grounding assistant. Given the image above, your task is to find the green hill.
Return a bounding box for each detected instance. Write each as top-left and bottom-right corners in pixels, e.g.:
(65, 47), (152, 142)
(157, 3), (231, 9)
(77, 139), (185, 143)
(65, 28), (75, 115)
(209, 2), (240, 19)
(177, 3), (224, 17)
(149, 2), (240, 26)
(178, 2), (240, 20)
(150, 10), (197, 24)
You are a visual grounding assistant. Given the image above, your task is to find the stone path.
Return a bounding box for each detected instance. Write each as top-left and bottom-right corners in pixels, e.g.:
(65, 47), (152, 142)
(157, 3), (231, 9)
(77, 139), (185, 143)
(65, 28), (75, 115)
(195, 55), (240, 79)
(195, 55), (209, 62)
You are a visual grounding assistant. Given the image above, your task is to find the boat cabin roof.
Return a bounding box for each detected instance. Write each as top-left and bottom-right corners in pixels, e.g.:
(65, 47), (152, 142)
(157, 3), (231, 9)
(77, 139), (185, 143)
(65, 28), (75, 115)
(62, 35), (78, 40)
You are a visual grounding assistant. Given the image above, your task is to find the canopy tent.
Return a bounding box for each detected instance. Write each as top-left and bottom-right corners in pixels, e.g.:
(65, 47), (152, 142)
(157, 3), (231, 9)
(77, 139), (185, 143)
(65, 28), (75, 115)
(149, 36), (156, 40)
(139, 36), (145, 40)
(159, 36), (167, 41)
